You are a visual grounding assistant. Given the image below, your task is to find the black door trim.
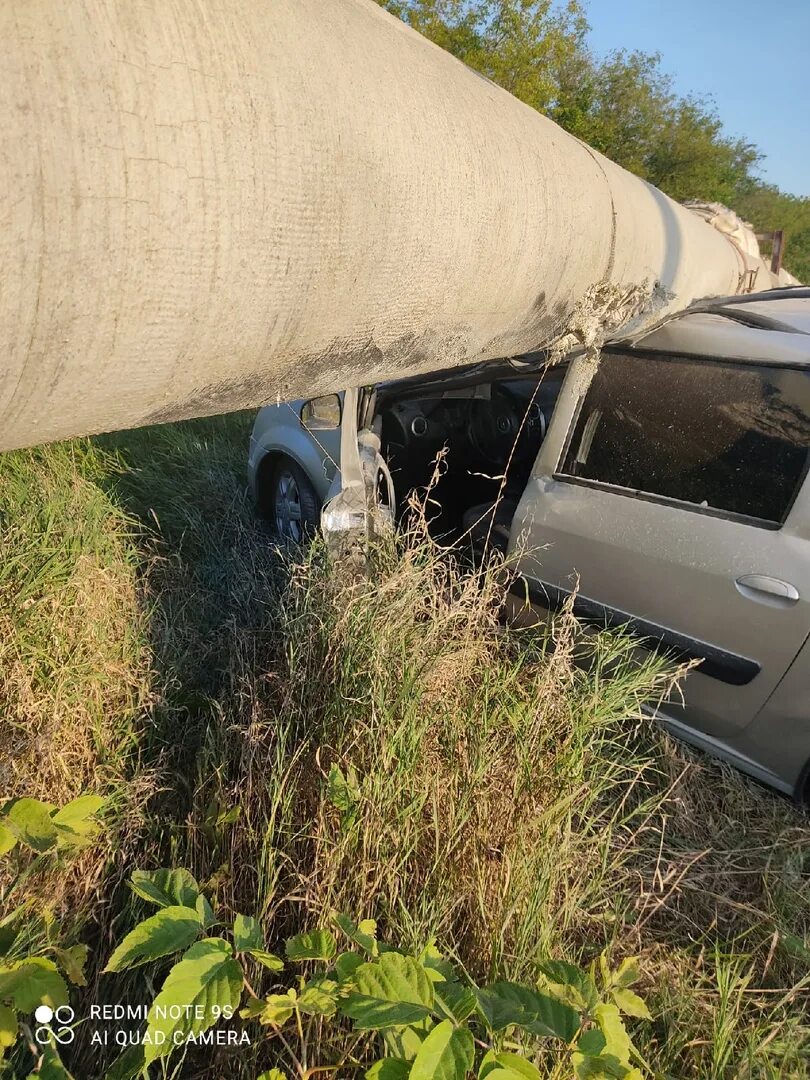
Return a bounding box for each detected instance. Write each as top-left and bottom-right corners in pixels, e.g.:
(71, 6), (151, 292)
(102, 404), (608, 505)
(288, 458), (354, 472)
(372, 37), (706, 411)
(514, 577), (761, 686)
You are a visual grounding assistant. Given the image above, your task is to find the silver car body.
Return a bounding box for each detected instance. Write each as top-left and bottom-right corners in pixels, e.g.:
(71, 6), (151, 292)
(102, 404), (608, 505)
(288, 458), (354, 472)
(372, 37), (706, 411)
(249, 396), (343, 507)
(514, 297), (810, 797)
(249, 289), (810, 797)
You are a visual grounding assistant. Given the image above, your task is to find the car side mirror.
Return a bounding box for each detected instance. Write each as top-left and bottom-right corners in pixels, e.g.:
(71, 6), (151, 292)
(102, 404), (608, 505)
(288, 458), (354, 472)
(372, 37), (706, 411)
(300, 394), (341, 430)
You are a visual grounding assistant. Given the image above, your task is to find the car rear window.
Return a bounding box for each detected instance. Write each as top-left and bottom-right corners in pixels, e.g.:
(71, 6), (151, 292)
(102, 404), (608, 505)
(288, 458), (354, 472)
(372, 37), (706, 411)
(559, 351), (810, 524)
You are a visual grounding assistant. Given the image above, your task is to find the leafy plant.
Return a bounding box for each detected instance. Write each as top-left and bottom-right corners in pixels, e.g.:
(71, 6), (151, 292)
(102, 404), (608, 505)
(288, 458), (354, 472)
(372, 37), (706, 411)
(0, 796), (105, 856)
(0, 797), (102, 1076)
(102, 868), (281, 1073)
(326, 764), (361, 832)
(105, 870), (653, 1079)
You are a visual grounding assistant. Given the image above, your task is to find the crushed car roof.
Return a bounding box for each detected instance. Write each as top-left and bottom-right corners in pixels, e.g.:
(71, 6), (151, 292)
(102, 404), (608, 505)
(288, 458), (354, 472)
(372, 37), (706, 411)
(628, 286), (810, 366)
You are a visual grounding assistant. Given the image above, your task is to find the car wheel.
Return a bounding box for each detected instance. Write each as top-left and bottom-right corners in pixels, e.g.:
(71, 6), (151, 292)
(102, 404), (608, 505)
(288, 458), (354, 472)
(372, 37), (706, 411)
(267, 459), (320, 542)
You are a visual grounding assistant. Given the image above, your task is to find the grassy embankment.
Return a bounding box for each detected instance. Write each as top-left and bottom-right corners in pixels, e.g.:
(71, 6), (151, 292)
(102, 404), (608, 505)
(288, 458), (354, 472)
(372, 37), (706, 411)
(0, 413), (808, 1078)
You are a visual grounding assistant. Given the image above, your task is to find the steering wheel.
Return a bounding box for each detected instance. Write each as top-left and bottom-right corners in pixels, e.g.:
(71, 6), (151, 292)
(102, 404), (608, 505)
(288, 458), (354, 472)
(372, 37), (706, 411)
(466, 384), (543, 467)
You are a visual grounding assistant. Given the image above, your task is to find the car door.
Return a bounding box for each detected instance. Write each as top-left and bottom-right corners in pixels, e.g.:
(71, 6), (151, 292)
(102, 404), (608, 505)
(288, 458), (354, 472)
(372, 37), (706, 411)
(510, 346), (810, 740)
(299, 393), (344, 486)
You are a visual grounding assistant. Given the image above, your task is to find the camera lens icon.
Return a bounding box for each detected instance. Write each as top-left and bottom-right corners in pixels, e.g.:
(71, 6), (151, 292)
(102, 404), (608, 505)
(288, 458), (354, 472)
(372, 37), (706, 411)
(34, 1004), (75, 1045)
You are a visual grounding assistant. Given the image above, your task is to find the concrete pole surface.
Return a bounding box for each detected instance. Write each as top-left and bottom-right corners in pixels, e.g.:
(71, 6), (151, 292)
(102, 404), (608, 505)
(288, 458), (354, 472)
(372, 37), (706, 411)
(0, 0), (765, 452)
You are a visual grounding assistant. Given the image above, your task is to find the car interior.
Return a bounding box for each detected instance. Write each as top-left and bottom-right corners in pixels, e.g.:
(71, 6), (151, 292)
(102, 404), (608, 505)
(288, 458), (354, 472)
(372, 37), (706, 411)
(372, 359), (569, 549)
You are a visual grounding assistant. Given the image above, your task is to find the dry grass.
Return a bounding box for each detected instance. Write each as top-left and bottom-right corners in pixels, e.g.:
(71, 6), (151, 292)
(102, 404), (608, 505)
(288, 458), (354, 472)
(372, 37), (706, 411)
(0, 444), (149, 805)
(1, 416), (808, 1079)
(0, 441), (153, 926)
(261, 531), (679, 966)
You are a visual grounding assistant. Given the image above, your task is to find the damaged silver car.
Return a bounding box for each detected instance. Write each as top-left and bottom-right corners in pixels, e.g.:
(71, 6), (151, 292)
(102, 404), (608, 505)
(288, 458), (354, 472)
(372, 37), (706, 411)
(249, 287), (810, 798)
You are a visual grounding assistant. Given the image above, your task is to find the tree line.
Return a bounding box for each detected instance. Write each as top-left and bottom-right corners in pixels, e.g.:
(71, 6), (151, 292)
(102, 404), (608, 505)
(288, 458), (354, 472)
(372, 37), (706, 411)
(377, 0), (809, 282)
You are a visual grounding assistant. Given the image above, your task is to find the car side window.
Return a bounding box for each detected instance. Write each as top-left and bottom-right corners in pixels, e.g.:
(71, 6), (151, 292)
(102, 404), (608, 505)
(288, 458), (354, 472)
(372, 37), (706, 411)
(558, 351), (810, 525)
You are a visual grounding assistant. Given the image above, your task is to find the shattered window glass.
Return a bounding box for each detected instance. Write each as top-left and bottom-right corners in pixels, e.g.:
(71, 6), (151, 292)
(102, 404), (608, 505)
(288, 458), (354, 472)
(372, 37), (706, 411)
(559, 351), (810, 524)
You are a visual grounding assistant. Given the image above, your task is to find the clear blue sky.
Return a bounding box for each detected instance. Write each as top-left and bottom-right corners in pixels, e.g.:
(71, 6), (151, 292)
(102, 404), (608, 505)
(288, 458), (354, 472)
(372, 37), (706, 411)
(582, 0), (810, 197)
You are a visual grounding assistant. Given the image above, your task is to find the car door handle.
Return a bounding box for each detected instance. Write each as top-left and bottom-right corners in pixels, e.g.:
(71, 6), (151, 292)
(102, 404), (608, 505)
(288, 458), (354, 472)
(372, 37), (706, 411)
(735, 574), (800, 608)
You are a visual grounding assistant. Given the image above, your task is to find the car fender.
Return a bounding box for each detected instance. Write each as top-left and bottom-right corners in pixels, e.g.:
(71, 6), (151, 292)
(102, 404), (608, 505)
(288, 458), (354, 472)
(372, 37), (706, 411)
(253, 435), (338, 506)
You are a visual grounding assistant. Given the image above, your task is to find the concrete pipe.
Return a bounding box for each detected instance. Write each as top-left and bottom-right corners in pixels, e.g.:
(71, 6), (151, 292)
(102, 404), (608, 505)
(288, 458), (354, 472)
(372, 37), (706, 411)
(0, 0), (767, 452)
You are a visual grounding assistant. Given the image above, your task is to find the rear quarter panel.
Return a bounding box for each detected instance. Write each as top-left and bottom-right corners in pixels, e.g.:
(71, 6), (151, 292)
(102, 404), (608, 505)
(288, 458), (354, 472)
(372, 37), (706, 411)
(736, 635), (810, 796)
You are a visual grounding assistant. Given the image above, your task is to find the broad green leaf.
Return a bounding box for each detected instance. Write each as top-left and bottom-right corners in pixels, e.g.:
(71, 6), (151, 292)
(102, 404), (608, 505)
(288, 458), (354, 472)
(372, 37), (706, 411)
(334, 913), (378, 956)
(537, 960), (599, 1011)
(479, 1053), (542, 1080)
(537, 959), (586, 985)
(327, 764), (357, 813)
(593, 1003), (632, 1067)
(421, 965), (446, 985)
(144, 938), (242, 1064)
(367, 1060), (412, 1080)
(262, 994), (297, 1025)
(611, 988), (650, 1020)
(0, 822), (17, 857)
(612, 959), (641, 990)
(0, 958), (69, 1011)
(53, 945), (88, 986)
(434, 982), (476, 1023)
(196, 893), (216, 929)
(234, 914), (263, 952)
(572, 1054), (632, 1080)
(256, 1072), (287, 1080)
(5, 799), (58, 853)
(383, 1021), (433, 1060)
(103, 1042), (145, 1080)
(129, 869), (200, 909)
(285, 929), (336, 962)
(298, 977), (339, 1017)
(475, 981), (579, 1042)
(599, 953), (611, 988)
(0, 1003), (16, 1048)
(343, 997), (431, 1030)
(335, 950), (364, 981)
(342, 952), (434, 1030)
(478, 1051), (497, 1079)
(51, 796), (105, 843)
(240, 997), (267, 1020)
(252, 991), (298, 1026)
(419, 944), (457, 983)
(577, 1029), (607, 1056)
(25, 1038), (75, 1079)
(409, 1019), (473, 1080)
(539, 981), (590, 1012)
(249, 949), (285, 972)
(104, 906), (201, 972)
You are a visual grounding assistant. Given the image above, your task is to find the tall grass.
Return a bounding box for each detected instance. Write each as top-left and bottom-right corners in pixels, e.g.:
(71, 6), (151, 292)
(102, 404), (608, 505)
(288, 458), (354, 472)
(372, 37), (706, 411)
(0, 441), (151, 932)
(0, 442), (147, 803)
(1, 415), (808, 1078)
(254, 534), (681, 971)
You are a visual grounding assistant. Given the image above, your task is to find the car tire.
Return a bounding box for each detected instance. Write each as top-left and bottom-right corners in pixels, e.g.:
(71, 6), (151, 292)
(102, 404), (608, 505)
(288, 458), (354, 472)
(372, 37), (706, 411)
(266, 458), (320, 543)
